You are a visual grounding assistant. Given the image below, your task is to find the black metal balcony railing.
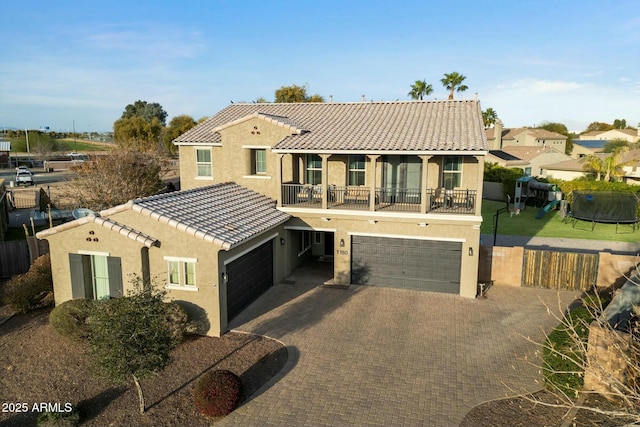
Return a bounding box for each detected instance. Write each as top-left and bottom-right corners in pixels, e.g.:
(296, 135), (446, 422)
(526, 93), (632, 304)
(281, 184), (476, 214)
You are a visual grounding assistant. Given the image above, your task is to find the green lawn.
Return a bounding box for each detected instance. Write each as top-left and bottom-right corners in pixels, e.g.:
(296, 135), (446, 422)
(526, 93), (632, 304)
(54, 139), (110, 152)
(480, 199), (640, 243)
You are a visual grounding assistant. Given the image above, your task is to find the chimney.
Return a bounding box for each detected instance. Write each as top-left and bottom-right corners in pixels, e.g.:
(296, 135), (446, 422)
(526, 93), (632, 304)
(361, 94), (365, 103)
(329, 95), (333, 103)
(494, 119), (503, 150)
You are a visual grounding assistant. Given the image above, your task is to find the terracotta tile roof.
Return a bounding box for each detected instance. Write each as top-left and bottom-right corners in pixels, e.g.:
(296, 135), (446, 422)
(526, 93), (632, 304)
(113, 183), (290, 250)
(36, 215), (159, 248)
(174, 100), (487, 152)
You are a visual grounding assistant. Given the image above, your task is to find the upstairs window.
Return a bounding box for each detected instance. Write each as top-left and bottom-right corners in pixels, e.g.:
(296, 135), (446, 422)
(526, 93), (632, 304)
(442, 156), (462, 189)
(252, 149), (267, 174)
(348, 155), (366, 186)
(306, 154), (322, 185)
(196, 148), (212, 178)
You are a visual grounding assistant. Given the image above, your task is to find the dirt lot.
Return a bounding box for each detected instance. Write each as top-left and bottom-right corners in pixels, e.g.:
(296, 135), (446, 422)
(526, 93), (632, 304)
(0, 307), (287, 427)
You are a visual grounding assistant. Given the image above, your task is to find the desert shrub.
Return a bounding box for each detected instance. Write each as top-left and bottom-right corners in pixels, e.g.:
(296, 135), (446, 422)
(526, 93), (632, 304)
(164, 301), (189, 346)
(49, 299), (96, 341)
(2, 254), (53, 313)
(193, 370), (243, 417)
(36, 407), (80, 427)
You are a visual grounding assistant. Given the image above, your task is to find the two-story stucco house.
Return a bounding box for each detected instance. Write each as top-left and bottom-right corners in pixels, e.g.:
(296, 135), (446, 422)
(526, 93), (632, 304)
(486, 120), (568, 153)
(38, 99), (488, 337)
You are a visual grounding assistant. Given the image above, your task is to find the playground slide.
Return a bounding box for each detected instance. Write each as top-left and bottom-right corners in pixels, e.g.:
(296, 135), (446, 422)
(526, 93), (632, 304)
(535, 199), (559, 219)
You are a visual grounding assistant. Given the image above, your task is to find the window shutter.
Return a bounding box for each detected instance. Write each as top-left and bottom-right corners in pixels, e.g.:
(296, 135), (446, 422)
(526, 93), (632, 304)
(69, 253), (91, 298)
(107, 256), (123, 298)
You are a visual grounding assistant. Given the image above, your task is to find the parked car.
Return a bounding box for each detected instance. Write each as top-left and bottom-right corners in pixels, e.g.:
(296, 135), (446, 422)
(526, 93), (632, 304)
(15, 166), (34, 186)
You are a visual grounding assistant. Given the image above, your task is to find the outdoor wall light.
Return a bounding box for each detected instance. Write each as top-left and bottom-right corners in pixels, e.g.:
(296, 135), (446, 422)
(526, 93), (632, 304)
(340, 239), (345, 247)
(468, 247), (474, 256)
(222, 272), (228, 284)
(280, 238), (285, 246)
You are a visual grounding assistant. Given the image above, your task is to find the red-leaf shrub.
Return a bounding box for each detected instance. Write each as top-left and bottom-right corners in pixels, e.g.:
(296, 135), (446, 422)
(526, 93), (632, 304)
(193, 370), (242, 417)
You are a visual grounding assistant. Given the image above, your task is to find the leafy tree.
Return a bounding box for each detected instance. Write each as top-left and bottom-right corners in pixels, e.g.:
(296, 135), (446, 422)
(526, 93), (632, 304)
(482, 108), (498, 127)
(89, 280), (173, 414)
(255, 97), (269, 103)
(440, 72), (468, 100)
(121, 100), (168, 125)
(585, 121), (614, 132)
(163, 115), (197, 155)
(408, 79), (433, 100)
(274, 84), (324, 103)
(602, 146), (631, 181)
(613, 118), (627, 129)
(603, 139), (630, 153)
(113, 116), (164, 152)
(63, 149), (165, 211)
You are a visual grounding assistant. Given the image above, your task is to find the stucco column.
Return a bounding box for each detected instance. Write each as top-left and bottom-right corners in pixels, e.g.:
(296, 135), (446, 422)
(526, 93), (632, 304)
(419, 155), (432, 213)
(276, 154), (284, 207)
(367, 155), (379, 211)
(321, 154), (330, 209)
(474, 155), (485, 216)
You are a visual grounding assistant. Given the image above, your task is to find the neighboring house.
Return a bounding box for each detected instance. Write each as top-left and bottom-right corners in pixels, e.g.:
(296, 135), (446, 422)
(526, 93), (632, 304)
(542, 149), (640, 184)
(39, 99), (488, 336)
(0, 140), (10, 168)
(541, 158), (588, 181)
(486, 120), (568, 153)
(486, 146), (572, 177)
(579, 129), (639, 143)
(571, 140), (607, 159)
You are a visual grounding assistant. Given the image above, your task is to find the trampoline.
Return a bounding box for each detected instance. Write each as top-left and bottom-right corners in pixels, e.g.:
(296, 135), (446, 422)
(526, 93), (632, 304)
(565, 191), (640, 232)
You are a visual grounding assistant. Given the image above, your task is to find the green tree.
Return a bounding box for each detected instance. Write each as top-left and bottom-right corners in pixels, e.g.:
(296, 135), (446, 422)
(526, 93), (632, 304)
(440, 72), (468, 100)
(408, 79), (433, 100)
(585, 121), (613, 132)
(113, 116), (164, 152)
(580, 154), (605, 181)
(613, 118), (627, 129)
(121, 100), (168, 125)
(602, 146), (631, 181)
(482, 108), (498, 127)
(89, 280), (173, 414)
(163, 115), (197, 155)
(603, 139), (630, 153)
(63, 149), (165, 210)
(538, 121), (573, 154)
(274, 84), (324, 103)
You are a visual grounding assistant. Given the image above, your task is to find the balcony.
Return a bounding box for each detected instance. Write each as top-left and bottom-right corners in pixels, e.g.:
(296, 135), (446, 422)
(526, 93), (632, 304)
(281, 184), (476, 214)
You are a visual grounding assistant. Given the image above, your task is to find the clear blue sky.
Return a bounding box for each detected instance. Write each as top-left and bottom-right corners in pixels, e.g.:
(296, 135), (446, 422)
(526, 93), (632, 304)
(1, 0), (638, 133)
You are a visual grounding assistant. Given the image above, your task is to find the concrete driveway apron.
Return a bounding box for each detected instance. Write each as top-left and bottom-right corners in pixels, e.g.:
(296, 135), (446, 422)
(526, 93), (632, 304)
(222, 262), (580, 427)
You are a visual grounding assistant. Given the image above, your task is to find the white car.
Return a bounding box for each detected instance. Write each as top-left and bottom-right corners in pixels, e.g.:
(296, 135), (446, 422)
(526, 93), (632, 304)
(15, 166), (34, 186)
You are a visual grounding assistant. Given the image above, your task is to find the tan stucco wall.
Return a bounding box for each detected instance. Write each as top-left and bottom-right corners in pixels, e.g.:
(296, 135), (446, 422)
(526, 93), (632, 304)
(596, 252), (638, 290)
(477, 245), (524, 287)
(284, 210), (483, 298)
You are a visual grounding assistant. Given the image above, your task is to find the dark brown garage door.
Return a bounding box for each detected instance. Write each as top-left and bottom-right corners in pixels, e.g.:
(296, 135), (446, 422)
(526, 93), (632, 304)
(351, 235), (461, 293)
(226, 240), (273, 321)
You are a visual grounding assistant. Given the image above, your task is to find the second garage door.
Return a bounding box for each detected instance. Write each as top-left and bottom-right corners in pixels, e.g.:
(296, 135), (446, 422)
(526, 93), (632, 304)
(351, 235), (461, 293)
(226, 239), (273, 321)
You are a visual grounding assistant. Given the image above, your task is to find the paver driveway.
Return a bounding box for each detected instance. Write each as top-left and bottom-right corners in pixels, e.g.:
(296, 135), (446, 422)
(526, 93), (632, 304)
(223, 261), (580, 427)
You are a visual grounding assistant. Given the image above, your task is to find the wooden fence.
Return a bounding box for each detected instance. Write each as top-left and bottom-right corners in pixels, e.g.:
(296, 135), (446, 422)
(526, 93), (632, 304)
(522, 249), (599, 291)
(0, 240), (30, 278)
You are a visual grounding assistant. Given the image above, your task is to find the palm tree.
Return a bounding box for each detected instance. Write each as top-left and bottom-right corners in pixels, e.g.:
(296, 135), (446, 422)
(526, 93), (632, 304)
(440, 72), (468, 100)
(603, 146), (631, 181)
(482, 108), (498, 127)
(579, 154), (605, 181)
(408, 80), (433, 100)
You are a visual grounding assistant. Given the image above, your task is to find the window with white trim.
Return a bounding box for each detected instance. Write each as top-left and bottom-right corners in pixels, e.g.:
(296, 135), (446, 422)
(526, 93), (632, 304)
(196, 148), (212, 178)
(348, 155), (366, 186)
(252, 149), (267, 174)
(442, 156), (462, 190)
(306, 154), (322, 185)
(165, 257), (197, 289)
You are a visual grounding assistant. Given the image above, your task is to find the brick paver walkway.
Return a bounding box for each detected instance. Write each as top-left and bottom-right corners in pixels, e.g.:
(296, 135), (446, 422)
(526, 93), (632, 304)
(221, 261), (580, 426)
